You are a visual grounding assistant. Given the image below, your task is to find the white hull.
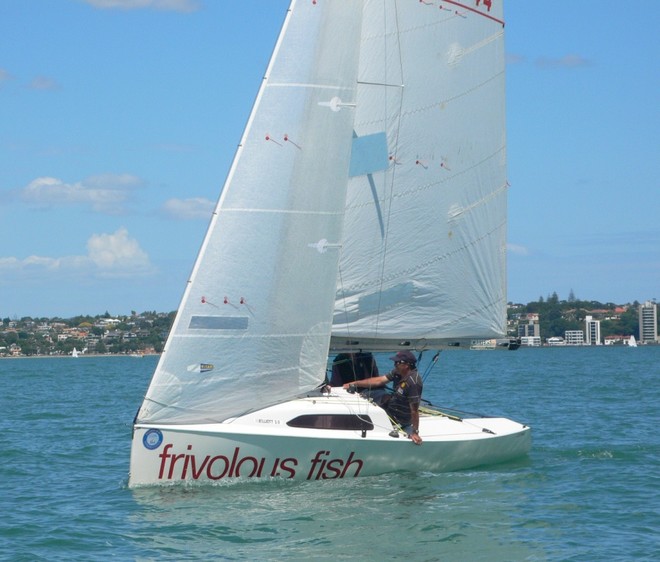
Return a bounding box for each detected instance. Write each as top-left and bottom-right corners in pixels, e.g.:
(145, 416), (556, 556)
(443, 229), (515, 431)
(129, 389), (530, 486)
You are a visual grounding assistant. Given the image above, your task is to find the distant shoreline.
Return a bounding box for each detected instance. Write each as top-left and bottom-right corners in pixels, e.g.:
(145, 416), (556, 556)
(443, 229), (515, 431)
(0, 353), (160, 360)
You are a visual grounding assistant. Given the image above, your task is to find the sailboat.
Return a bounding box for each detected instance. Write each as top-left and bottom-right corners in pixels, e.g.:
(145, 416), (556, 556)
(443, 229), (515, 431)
(129, 0), (531, 486)
(628, 335), (637, 347)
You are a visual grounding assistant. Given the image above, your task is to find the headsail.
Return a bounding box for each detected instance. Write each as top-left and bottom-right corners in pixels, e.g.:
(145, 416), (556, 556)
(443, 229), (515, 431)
(332, 0), (508, 350)
(136, 1), (363, 424)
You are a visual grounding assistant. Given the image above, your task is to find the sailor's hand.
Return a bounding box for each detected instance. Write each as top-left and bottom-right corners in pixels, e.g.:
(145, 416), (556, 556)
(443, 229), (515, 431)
(409, 432), (423, 445)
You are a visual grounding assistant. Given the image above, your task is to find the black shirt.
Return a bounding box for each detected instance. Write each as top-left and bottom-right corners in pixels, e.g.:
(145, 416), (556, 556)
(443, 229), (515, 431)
(384, 369), (423, 426)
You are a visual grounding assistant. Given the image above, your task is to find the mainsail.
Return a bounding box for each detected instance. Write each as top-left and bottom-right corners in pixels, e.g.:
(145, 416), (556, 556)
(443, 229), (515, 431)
(137, 2), (363, 424)
(332, 0), (508, 350)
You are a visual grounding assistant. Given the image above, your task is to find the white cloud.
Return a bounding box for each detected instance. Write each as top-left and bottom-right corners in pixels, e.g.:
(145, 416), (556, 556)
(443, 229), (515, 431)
(18, 174), (143, 214)
(28, 76), (60, 91)
(0, 228), (155, 279)
(162, 197), (214, 220)
(87, 228), (153, 274)
(81, 0), (200, 12)
(506, 53), (526, 65)
(535, 54), (592, 68)
(0, 68), (14, 87)
(507, 243), (529, 256)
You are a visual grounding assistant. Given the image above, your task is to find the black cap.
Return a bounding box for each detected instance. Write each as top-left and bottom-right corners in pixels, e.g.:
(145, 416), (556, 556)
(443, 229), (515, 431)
(389, 350), (417, 365)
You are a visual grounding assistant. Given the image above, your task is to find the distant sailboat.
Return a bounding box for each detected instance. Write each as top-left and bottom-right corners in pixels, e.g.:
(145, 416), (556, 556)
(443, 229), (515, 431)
(129, 0), (530, 486)
(628, 335), (637, 347)
(71, 348), (79, 358)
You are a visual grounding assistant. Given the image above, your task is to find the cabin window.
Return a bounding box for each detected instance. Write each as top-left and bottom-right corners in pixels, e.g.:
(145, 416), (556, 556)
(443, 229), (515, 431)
(287, 414), (373, 431)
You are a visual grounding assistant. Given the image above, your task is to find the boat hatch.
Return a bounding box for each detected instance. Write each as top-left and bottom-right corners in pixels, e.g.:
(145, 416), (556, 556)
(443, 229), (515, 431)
(287, 414), (374, 432)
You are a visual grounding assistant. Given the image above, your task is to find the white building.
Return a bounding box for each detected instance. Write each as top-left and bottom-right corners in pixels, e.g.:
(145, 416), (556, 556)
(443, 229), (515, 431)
(585, 315), (601, 345)
(639, 301), (658, 344)
(565, 330), (584, 346)
(547, 337), (566, 346)
(520, 336), (541, 347)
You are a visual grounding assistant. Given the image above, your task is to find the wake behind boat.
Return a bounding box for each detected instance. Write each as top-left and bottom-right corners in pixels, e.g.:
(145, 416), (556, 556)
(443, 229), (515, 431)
(129, 0), (530, 487)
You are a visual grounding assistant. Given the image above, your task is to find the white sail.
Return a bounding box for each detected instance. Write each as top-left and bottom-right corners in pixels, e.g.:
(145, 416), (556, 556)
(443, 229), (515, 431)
(332, 0), (507, 350)
(136, 1), (364, 424)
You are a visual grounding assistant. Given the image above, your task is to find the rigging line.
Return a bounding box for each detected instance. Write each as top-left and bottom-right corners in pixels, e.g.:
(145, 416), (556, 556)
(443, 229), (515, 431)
(334, 264), (353, 344)
(371, 1), (406, 337)
(423, 403), (495, 419)
(331, 390), (395, 434)
(421, 350), (441, 382)
(419, 405), (463, 422)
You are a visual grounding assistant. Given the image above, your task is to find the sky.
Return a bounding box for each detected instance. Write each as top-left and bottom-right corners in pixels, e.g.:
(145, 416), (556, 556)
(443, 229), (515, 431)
(1, 0), (658, 319)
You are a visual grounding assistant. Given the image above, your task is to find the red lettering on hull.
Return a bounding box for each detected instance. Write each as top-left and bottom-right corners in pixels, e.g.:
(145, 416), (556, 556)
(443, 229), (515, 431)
(155, 444), (364, 482)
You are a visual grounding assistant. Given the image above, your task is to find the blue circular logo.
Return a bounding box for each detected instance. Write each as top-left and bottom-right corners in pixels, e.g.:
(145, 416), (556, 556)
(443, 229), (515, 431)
(143, 428), (163, 450)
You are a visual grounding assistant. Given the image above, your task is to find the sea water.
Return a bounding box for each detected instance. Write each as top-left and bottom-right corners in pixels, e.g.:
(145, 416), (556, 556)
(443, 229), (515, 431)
(1, 347), (658, 561)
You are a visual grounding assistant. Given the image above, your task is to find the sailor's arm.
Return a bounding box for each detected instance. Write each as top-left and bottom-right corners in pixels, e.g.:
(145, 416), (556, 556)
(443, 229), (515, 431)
(342, 375), (389, 389)
(409, 402), (422, 445)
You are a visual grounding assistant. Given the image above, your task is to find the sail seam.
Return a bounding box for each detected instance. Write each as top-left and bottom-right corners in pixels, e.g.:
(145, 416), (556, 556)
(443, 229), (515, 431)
(344, 148), (505, 212)
(340, 218), (506, 294)
(449, 182), (507, 219)
(218, 208), (343, 216)
(422, 296), (507, 334)
(353, 71), (503, 130)
(404, 71), (504, 118)
(356, 80), (404, 88)
(458, 31), (504, 60)
(267, 82), (351, 90)
(393, 149), (506, 200)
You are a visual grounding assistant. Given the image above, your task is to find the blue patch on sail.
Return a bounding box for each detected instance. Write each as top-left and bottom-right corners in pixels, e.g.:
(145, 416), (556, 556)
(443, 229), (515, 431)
(189, 316), (248, 330)
(349, 132), (389, 177)
(359, 282), (413, 315)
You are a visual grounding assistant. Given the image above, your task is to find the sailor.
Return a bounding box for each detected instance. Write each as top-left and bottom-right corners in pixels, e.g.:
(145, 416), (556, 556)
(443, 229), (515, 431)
(342, 350), (423, 445)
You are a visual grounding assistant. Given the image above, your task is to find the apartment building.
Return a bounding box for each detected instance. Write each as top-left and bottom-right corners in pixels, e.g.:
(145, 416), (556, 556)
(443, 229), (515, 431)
(585, 315), (601, 345)
(518, 313), (540, 339)
(639, 301), (658, 344)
